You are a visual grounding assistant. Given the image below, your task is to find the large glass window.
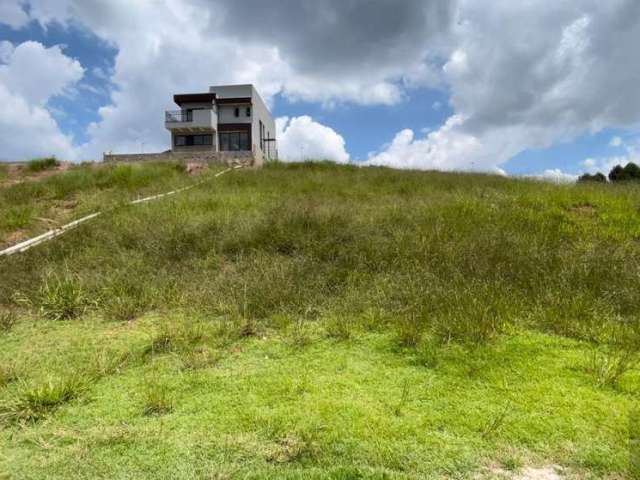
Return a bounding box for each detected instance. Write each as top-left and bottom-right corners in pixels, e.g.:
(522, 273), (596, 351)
(174, 135), (212, 146)
(219, 131), (250, 151)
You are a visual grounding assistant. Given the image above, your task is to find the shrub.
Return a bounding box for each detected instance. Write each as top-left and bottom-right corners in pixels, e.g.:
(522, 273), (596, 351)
(142, 382), (174, 416)
(1, 376), (85, 423)
(587, 345), (638, 388)
(26, 157), (59, 173)
(37, 272), (89, 320)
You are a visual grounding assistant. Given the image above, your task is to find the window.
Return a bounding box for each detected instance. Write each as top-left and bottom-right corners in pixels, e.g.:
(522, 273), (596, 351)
(246, 107), (251, 117)
(219, 131), (250, 151)
(259, 120), (264, 151)
(234, 107), (240, 117)
(174, 135), (212, 147)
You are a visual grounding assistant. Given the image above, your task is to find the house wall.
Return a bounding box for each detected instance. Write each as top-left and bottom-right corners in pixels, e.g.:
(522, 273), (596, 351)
(217, 104), (252, 124)
(250, 85), (276, 161)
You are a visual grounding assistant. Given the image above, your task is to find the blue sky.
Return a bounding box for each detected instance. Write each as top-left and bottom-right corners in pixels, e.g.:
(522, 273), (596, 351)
(1, 1), (639, 180)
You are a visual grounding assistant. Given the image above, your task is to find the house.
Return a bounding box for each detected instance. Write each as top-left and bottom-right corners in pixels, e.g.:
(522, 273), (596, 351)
(164, 84), (276, 165)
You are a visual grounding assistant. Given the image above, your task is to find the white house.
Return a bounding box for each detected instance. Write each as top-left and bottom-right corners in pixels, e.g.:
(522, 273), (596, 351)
(164, 84), (277, 163)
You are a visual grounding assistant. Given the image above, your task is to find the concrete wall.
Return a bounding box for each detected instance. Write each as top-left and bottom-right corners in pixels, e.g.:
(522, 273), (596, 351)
(249, 86), (276, 161)
(103, 150), (257, 167)
(217, 105), (252, 124)
(209, 84), (253, 99)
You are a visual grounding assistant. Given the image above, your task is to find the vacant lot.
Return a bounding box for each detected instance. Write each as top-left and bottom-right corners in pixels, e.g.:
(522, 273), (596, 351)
(1, 162), (638, 479)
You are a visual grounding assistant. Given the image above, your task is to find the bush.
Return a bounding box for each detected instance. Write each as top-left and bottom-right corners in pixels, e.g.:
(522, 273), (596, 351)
(26, 157), (59, 173)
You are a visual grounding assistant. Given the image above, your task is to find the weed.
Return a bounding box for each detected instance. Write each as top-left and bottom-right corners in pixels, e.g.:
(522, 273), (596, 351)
(324, 314), (354, 341)
(141, 382), (174, 416)
(0, 309), (17, 331)
(394, 313), (425, 349)
(266, 432), (316, 464)
(36, 272), (89, 320)
(415, 337), (440, 369)
(392, 379), (411, 417)
(587, 346), (638, 388)
(180, 346), (221, 370)
(0, 376), (85, 423)
(480, 403), (511, 439)
(0, 363), (18, 386)
(26, 157), (59, 173)
(289, 316), (311, 348)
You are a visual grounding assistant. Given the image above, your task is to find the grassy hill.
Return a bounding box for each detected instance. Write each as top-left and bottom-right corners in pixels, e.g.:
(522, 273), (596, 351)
(0, 161), (639, 479)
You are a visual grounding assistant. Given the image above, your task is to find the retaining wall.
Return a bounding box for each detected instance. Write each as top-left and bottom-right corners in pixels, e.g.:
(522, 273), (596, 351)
(103, 150), (259, 167)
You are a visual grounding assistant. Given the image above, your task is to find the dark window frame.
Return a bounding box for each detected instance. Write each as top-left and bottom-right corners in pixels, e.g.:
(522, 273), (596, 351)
(174, 134), (213, 147)
(219, 131), (250, 152)
(246, 107), (251, 117)
(234, 107), (240, 117)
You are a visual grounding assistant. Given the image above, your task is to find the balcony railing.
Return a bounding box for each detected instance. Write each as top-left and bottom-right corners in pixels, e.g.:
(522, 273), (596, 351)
(165, 110), (192, 123)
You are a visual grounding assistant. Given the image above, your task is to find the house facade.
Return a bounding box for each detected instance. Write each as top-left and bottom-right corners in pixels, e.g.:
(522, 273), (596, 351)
(164, 84), (276, 164)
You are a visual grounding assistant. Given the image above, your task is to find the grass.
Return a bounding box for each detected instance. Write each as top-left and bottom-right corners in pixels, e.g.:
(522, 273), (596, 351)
(0, 160), (200, 246)
(0, 161), (639, 478)
(26, 157), (59, 173)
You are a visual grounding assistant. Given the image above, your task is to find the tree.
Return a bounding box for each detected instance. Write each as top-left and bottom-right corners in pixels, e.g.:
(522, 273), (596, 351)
(609, 164), (625, 182)
(609, 162), (640, 182)
(578, 172), (607, 183)
(623, 162), (640, 180)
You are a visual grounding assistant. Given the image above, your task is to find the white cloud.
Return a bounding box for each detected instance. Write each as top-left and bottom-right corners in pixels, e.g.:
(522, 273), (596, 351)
(582, 137), (640, 175)
(609, 136), (623, 147)
(276, 116), (349, 163)
(533, 169), (578, 183)
(0, 1), (29, 29)
(0, 41), (83, 161)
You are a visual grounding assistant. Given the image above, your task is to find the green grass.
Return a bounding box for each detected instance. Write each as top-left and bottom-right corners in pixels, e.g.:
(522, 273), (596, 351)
(0, 161), (639, 478)
(26, 157), (60, 173)
(0, 161), (203, 244)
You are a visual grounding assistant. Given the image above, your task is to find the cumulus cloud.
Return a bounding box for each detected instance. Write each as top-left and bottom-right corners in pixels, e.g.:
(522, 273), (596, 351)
(533, 169), (578, 183)
(0, 1), (29, 29)
(4, 0), (640, 171)
(369, 0), (640, 172)
(0, 41), (83, 161)
(276, 116), (349, 163)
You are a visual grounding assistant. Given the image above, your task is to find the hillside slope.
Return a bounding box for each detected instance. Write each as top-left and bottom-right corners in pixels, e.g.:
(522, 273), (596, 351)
(1, 162), (639, 479)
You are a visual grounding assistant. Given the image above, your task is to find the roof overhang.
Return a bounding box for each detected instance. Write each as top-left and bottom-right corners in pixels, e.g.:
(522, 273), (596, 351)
(216, 97), (252, 105)
(173, 93), (216, 106)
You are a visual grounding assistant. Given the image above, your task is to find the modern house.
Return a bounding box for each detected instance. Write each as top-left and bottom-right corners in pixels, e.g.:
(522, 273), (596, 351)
(164, 84), (276, 165)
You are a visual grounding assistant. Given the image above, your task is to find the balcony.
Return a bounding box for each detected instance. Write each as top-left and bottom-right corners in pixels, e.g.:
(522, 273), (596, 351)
(165, 108), (217, 131)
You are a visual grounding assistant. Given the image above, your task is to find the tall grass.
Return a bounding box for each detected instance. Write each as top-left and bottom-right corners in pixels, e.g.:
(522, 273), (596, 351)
(1, 162), (639, 375)
(26, 157), (59, 173)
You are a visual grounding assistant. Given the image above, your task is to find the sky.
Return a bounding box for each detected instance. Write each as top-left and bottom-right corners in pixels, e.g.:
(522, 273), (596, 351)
(1, 0), (640, 180)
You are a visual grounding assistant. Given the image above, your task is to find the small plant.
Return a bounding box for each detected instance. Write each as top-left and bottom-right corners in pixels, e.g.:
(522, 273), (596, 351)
(142, 382), (174, 416)
(37, 272), (89, 320)
(289, 316), (311, 348)
(587, 346), (638, 388)
(26, 157), (59, 173)
(0, 363), (18, 386)
(324, 314), (354, 341)
(266, 432), (316, 464)
(180, 346), (221, 370)
(394, 313), (424, 349)
(415, 337), (440, 369)
(0, 309), (17, 331)
(480, 403), (511, 439)
(391, 379), (411, 417)
(1, 376), (85, 423)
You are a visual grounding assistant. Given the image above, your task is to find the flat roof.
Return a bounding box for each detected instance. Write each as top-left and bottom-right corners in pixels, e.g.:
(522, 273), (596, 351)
(173, 93), (216, 105)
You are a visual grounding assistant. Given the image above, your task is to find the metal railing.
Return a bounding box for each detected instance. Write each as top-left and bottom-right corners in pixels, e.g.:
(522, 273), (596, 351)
(165, 110), (192, 123)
